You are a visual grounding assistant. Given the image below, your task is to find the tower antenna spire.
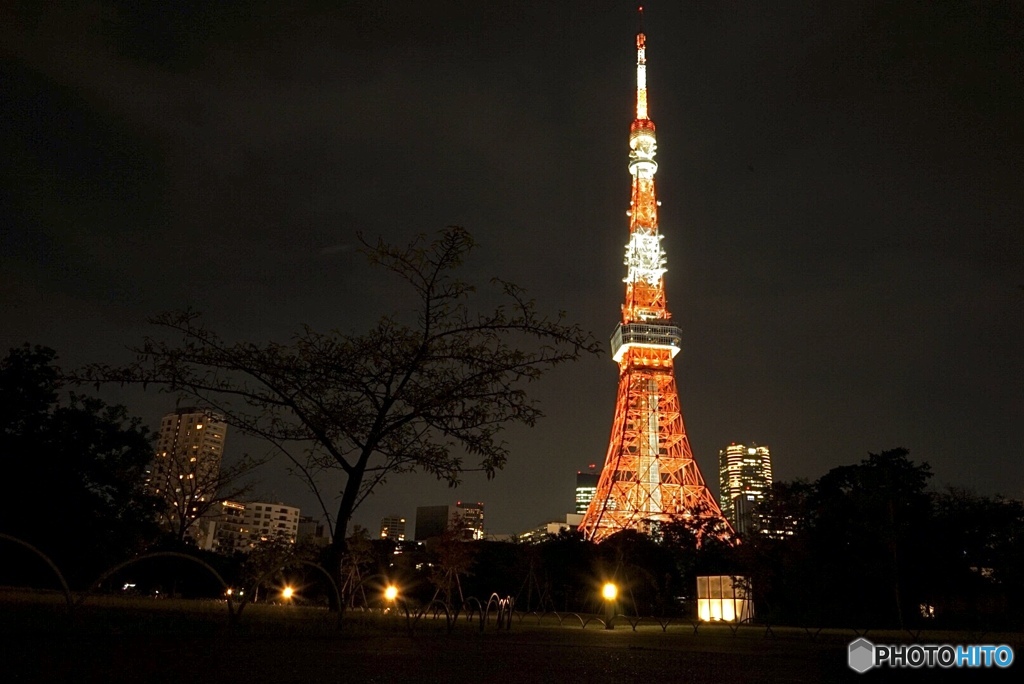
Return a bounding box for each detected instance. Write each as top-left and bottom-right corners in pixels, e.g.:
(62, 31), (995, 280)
(635, 6), (649, 121)
(579, 11), (729, 543)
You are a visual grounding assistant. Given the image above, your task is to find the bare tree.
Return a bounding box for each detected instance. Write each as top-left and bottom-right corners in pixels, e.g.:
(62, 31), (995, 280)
(428, 522), (477, 609)
(82, 227), (601, 584)
(338, 525), (375, 608)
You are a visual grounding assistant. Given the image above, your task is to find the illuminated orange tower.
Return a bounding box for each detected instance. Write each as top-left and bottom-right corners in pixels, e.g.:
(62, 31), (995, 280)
(579, 9), (726, 542)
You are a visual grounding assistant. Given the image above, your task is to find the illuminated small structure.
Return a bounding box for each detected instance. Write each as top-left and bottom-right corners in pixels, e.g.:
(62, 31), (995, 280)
(601, 582), (618, 601)
(696, 575), (753, 623)
(579, 7), (727, 542)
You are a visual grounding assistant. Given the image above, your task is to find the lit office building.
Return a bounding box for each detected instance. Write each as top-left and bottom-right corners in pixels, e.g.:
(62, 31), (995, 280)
(718, 443), (772, 535)
(380, 515), (407, 541)
(575, 465), (600, 515)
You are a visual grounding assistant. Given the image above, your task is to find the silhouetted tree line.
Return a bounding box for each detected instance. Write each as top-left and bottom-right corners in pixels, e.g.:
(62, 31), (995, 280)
(0, 345), (162, 588)
(742, 449), (1024, 630)
(342, 450), (1024, 630)
(3, 346), (1022, 629)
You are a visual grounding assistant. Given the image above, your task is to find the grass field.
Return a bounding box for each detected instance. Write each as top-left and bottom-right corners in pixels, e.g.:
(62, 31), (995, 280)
(1, 590), (1020, 683)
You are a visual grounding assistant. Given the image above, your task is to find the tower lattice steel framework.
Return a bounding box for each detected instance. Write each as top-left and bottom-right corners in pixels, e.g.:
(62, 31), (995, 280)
(579, 11), (728, 542)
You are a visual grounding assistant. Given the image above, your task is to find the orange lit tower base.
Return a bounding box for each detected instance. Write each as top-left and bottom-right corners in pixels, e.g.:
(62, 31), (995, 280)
(579, 13), (727, 542)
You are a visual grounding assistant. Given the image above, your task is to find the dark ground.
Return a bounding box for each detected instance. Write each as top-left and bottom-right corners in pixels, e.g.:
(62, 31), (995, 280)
(1, 594), (1020, 683)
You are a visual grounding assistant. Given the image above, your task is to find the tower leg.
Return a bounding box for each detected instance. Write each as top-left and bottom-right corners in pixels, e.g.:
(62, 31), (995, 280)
(579, 358), (727, 542)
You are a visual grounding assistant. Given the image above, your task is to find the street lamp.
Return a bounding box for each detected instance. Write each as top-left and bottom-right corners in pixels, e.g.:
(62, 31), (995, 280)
(384, 585), (398, 602)
(281, 586), (295, 601)
(602, 582), (617, 630)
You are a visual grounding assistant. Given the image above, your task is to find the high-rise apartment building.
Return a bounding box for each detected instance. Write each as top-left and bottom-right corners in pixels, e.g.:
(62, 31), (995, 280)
(147, 407), (228, 540)
(380, 515), (407, 542)
(241, 501), (300, 546)
(575, 465), (599, 515)
(414, 501), (484, 541)
(202, 499), (246, 552)
(718, 443), (772, 535)
(206, 500), (300, 554)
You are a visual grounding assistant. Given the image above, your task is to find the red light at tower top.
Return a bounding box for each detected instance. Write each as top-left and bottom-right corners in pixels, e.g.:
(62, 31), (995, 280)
(578, 10), (729, 543)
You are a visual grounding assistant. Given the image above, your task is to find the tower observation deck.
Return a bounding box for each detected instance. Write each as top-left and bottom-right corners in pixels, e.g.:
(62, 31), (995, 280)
(578, 8), (729, 542)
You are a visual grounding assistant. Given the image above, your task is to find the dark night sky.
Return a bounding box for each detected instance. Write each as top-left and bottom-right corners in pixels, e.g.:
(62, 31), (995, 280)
(2, 1), (1022, 535)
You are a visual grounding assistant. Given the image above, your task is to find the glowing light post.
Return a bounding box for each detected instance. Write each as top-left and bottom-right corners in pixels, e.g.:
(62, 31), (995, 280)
(602, 582), (618, 630)
(579, 6), (729, 542)
(382, 583), (402, 622)
(382, 582), (414, 631)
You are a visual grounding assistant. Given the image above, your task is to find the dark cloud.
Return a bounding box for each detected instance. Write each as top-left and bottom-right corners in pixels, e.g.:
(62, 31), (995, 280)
(1, 1), (1021, 534)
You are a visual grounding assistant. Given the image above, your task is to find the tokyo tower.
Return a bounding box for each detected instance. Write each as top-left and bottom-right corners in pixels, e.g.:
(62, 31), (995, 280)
(579, 10), (727, 542)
